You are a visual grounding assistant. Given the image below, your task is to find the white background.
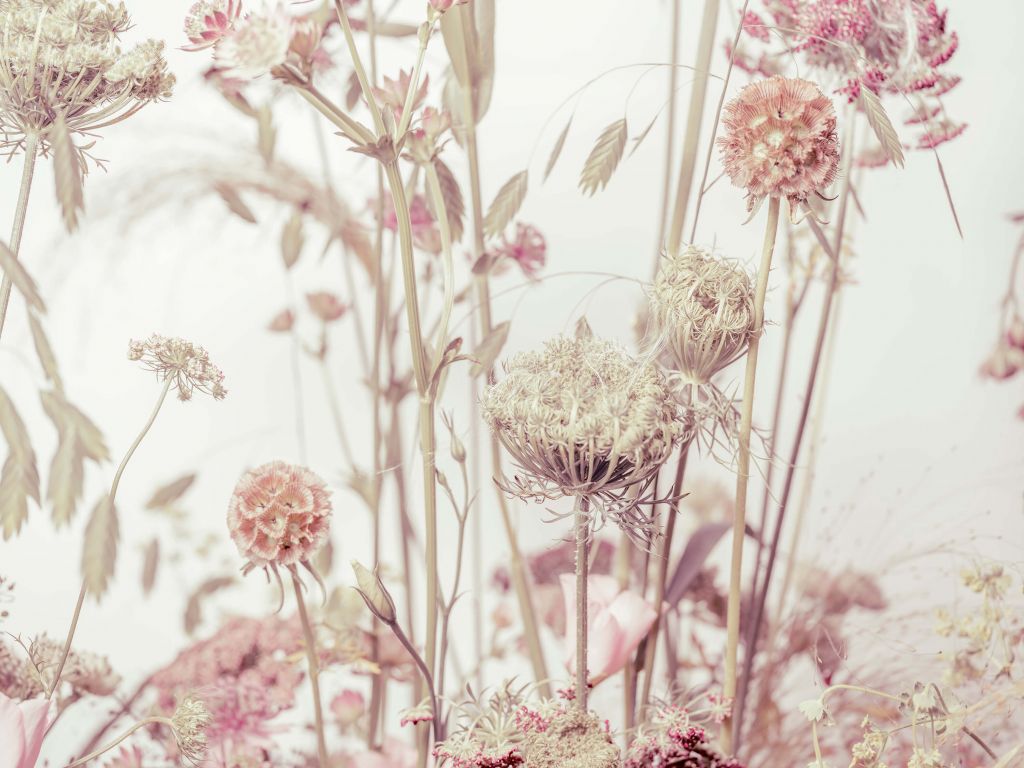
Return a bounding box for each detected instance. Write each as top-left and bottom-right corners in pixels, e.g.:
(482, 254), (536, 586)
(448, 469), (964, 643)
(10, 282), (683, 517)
(0, 0), (1021, 758)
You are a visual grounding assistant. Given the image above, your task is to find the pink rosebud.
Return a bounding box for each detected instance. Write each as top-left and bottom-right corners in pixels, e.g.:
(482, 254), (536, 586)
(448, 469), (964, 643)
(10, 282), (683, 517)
(1007, 315), (1024, 350)
(559, 574), (657, 686)
(267, 308), (294, 332)
(428, 0), (470, 14)
(0, 693), (52, 768)
(305, 292), (348, 322)
(331, 689), (365, 728)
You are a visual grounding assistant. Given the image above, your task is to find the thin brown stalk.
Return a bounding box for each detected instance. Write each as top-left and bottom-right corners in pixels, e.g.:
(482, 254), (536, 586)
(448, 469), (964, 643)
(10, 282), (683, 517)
(292, 570), (329, 767)
(721, 195), (781, 755)
(0, 132), (39, 341)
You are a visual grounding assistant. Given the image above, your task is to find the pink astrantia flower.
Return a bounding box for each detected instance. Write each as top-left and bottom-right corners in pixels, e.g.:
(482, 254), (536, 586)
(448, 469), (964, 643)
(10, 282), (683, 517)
(0, 693), (52, 768)
(214, 5), (292, 79)
(373, 70), (429, 125)
(559, 574), (657, 686)
(718, 75), (840, 213)
(183, 0), (243, 51)
(227, 461), (333, 572)
(489, 223), (547, 278)
(305, 292), (348, 323)
(350, 738), (418, 768)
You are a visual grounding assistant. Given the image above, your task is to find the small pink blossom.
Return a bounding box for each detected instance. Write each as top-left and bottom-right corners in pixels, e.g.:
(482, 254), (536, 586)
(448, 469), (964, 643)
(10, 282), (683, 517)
(489, 223), (547, 278)
(559, 574), (657, 686)
(378, 194), (441, 254)
(305, 292), (348, 322)
(227, 461), (333, 571)
(719, 75), (840, 213)
(373, 70), (429, 125)
(267, 308), (294, 332)
(0, 693), (52, 768)
(331, 689), (365, 728)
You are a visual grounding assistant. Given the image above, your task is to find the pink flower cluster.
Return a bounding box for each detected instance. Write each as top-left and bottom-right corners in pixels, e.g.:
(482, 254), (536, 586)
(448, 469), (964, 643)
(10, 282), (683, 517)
(227, 461), (333, 571)
(487, 223), (548, 278)
(624, 711), (743, 768)
(152, 616), (304, 758)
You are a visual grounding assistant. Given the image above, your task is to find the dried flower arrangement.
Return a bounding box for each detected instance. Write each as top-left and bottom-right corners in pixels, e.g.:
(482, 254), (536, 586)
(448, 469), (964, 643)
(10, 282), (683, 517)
(0, 2), (1019, 768)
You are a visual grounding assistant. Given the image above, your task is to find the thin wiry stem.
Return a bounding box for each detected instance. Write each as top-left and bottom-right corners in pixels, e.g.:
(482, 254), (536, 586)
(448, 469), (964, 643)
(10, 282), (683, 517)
(66, 716), (171, 767)
(292, 569), (329, 768)
(48, 378), (173, 701)
(575, 496), (591, 711)
(721, 195), (780, 755)
(0, 132), (39, 341)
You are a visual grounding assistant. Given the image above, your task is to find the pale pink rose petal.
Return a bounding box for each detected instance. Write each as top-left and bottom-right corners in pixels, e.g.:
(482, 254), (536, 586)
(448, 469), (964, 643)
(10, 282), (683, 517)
(17, 698), (51, 768)
(0, 694), (27, 768)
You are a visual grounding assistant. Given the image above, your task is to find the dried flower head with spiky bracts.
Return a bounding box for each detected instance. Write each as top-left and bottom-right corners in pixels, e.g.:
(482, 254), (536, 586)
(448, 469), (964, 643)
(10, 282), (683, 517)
(169, 694), (214, 764)
(718, 76), (840, 216)
(481, 326), (682, 542)
(128, 335), (227, 401)
(0, 0), (173, 152)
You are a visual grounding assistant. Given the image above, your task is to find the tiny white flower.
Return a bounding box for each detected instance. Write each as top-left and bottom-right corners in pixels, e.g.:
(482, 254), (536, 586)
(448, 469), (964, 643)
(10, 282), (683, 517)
(799, 697), (827, 722)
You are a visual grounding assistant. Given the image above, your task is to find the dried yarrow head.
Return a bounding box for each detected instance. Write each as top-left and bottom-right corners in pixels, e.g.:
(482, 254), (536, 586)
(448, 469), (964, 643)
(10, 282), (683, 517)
(0, 0), (173, 148)
(227, 460), (332, 577)
(718, 76), (840, 214)
(649, 246), (757, 384)
(128, 335), (227, 401)
(170, 694), (213, 763)
(482, 329), (681, 540)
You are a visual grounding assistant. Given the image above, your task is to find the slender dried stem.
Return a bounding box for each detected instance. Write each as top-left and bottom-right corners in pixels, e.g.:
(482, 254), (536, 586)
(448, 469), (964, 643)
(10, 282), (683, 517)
(575, 496), (591, 711)
(292, 570), (329, 768)
(654, 0), (681, 264)
(66, 716), (170, 768)
(48, 378), (173, 701)
(721, 195), (780, 755)
(0, 132), (39, 341)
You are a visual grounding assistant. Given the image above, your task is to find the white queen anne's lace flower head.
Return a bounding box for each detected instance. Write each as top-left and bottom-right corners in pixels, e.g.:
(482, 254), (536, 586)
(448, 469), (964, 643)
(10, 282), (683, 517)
(128, 335), (227, 401)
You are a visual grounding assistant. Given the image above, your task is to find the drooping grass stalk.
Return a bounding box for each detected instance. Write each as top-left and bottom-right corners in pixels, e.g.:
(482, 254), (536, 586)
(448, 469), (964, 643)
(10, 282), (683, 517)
(0, 132), (39, 341)
(720, 195), (781, 755)
(48, 378), (173, 700)
(733, 110), (857, 752)
(664, 0), (720, 258)
(292, 569), (329, 768)
(574, 496), (591, 711)
(455, 35), (552, 696)
(639, 444), (690, 713)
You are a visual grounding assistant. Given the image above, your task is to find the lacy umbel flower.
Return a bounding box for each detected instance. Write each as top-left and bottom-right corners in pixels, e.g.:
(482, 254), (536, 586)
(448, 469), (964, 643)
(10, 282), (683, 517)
(0, 0), (174, 148)
(227, 460), (333, 575)
(128, 335), (227, 401)
(482, 331), (680, 534)
(650, 246), (757, 384)
(718, 76), (840, 213)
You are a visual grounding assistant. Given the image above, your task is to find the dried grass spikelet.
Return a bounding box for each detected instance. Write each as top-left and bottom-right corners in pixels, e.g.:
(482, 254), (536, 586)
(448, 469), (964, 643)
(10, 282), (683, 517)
(481, 328), (681, 543)
(718, 75), (840, 214)
(649, 245), (757, 385)
(522, 708), (620, 768)
(0, 0), (174, 150)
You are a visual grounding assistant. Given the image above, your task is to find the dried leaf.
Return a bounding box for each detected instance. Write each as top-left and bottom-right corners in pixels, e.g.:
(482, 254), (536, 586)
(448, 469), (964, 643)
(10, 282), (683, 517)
(184, 576), (235, 634)
(432, 157), (465, 244)
(82, 495), (118, 598)
(483, 170), (528, 238)
(664, 522), (732, 606)
(345, 71), (362, 112)
(544, 116), (573, 181)
(579, 118), (628, 196)
(256, 105), (276, 165)
(0, 386), (39, 540)
(281, 210), (304, 269)
(47, 420), (83, 528)
(214, 183), (257, 224)
(0, 241), (45, 314)
(27, 311), (62, 391)
(51, 113), (84, 232)
(470, 321), (510, 377)
(858, 87), (905, 169)
(39, 390), (108, 465)
(440, 11), (472, 89)
(141, 538), (159, 595)
(146, 473), (196, 510)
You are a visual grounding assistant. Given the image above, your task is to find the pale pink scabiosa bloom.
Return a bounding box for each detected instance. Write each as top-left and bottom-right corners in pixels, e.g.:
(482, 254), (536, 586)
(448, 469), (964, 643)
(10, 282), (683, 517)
(128, 335), (227, 401)
(0, 692), (51, 768)
(183, 0), (243, 51)
(558, 574), (656, 686)
(718, 76), (840, 214)
(373, 70), (429, 125)
(488, 223), (547, 278)
(214, 4), (292, 79)
(227, 460), (333, 578)
(305, 291), (348, 323)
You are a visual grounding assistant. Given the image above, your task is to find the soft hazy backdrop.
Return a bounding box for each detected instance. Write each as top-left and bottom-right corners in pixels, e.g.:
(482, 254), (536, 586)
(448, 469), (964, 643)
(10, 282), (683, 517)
(1, 0), (1021, 752)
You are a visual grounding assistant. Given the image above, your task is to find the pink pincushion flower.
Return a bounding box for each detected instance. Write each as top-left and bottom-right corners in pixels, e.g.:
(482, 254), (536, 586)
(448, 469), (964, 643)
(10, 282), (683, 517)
(559, 574), (657, 686)
(718, 75), (840, 213)
(0, 693), (52, 768)
(227, 461), (333, 572)
(184, 0), (242, 51)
